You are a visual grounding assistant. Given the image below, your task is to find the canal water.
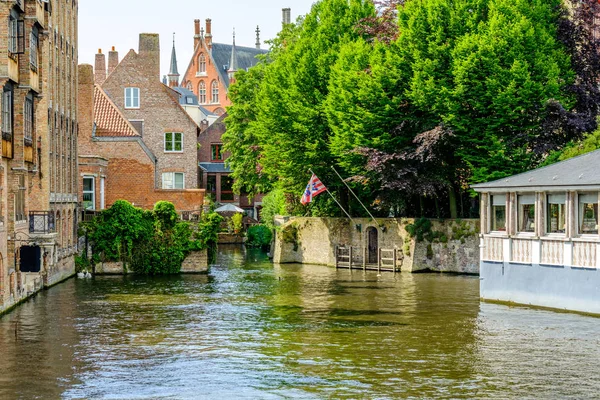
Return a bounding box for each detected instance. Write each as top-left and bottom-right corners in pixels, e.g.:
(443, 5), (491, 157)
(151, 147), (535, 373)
(1, 246), (599, 399)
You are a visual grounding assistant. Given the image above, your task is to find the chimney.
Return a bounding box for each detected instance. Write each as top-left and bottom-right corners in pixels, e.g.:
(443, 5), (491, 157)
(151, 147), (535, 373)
(107, 46), (119, 76)
(78, 64), (95, 145)
(194, 19), (201, 49)
(138, 33), (160, 79)
(205, 18), (213, 52)
(94, 49), (106, 84)
(282, 8), (291, 25)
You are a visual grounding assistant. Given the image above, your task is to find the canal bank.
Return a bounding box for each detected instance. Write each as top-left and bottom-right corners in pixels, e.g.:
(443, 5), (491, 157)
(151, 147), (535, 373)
(273, 217), (480, 274)
(0, 246), (599, 399)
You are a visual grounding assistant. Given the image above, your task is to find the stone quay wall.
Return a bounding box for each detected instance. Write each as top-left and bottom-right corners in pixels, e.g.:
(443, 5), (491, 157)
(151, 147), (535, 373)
(93, 249), (209, 275)
(272, 217), (480, 274)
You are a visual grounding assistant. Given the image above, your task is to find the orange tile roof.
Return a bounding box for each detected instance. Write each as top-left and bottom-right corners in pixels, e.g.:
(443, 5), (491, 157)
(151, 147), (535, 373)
(94, 85), (139, 137)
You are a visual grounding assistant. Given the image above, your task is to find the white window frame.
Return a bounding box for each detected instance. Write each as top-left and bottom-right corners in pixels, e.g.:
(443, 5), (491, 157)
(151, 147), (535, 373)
(517, 193), (536, 235)
(198, 53), (206, 73)
(164, 132), (183, 152)
(124, 87), (140, 109)
(162, 172), (185, 189)
(82, 176), (95, 210)
(489, 193), (507, 233)
(546, 193), (566, 236)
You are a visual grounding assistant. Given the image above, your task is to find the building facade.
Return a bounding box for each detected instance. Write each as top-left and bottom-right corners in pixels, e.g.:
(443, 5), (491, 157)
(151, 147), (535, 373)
(77, 34), (204, 213)
(179, 19), (267, 116)
(473, 150), (600, 314)
(0, 0), (78, 314)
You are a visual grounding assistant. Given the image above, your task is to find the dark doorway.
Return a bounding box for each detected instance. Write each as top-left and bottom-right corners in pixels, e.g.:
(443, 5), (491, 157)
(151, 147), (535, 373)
(367, 227), (378, 264)
(20, 246), (41, 273)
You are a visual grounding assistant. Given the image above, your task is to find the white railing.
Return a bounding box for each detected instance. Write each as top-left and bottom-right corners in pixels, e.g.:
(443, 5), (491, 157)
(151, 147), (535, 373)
(573, 241), (597, 268)
(511, 238), (532, 263)
(483, 236), (503, 261)
(541, 240), (564, 265)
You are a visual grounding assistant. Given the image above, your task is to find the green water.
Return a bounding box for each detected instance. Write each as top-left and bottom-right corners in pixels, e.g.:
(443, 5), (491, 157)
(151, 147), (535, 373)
(1, 246), (599, 399)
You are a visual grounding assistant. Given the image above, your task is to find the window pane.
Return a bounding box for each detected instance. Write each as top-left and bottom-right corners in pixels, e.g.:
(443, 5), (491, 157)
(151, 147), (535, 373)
(175, 133), (182, 151)
(492, 205), (506, 231)
(83, 178), (93, 191)
(547, 203), (566, 234)
(518, 203), (535, 232)
(165, 132), (173, 151)
(579, 195), (598, 234)
(175, 173), (184, 189)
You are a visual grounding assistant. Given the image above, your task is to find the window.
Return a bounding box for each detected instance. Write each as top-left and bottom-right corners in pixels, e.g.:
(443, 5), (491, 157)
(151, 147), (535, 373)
(186, 82), (192, 91)
(579, 193), (598, 235)
(124, 87), (140, 109)
(8, 10), (24, 55)
(162, 172), (185, 189)
(82, 176), (95, 210)
(198, 81), (206, 104)
(211, 80), (219, 103)
(206, 174), (216, 200)
(517, 194), (535, 233)
(2, 85), (13, 142)
(211, 143), (223, 161)
(164, 132), (183, 152)
(15, 175), (25, 222)
(221, 175), (234, 202)
(30, 25), (38, 70)
(198, 54), (206, 73)
(547, 193), (566, 234)
(24, 94), (33, 146)
(490, 194), (506, 231)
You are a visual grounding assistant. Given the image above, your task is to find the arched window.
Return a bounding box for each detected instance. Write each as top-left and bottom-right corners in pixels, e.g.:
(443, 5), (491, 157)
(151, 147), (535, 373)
(198, 54), (206, 73)
(186, 81), (192, 91)
(211, 81), (219, 103)
(198, 81), (206, 104)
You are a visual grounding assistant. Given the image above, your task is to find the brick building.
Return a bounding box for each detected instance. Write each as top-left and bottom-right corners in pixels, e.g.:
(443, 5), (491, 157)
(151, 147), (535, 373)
(178, 19), (267, 217)
(77, 33), (204, 213)
(180, 19), (267, 116)
(0, 0), (79, 313)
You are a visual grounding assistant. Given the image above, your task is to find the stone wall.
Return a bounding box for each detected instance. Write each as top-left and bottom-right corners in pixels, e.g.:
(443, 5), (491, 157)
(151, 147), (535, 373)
(181, 249), (209, 273)
(272, 217), (480, 274)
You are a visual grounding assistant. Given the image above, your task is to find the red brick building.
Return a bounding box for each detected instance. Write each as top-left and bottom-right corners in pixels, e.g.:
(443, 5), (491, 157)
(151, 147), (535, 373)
(178, 19), (266, 218)
(77, 34), (204, 213)
(180, 19), (267, 116)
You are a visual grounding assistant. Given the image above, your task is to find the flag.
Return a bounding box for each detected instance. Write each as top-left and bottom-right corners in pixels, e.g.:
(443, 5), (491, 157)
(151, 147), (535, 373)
(301, 174), (327, 205)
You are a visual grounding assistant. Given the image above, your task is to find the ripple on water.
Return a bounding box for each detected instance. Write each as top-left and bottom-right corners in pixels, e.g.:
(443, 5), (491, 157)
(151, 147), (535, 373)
(0, 250), (599, 398)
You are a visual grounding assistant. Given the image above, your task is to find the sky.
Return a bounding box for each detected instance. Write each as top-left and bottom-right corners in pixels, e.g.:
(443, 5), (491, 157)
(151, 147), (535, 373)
(78, 0), (316, 79)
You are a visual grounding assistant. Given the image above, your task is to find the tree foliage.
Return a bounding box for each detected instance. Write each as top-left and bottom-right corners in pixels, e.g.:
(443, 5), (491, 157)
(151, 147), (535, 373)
(84, 200), (222, 275)
(223, 0), (596, 219)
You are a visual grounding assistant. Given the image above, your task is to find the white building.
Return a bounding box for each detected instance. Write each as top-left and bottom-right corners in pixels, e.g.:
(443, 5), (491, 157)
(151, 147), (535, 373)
(473, 150), (600, 314)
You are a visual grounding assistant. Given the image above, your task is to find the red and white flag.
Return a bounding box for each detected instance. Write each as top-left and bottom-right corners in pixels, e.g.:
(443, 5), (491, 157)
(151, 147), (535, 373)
(301, 174), (327, 205)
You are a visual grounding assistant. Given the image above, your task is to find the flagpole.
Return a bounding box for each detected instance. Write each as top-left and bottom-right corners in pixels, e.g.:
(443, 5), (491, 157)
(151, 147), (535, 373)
(331, 166), (381, 228)
(309, 169), (358, 226)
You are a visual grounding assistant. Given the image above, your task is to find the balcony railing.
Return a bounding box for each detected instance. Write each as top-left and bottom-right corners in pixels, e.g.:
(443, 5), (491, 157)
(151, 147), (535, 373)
(29, 211), (55, 234)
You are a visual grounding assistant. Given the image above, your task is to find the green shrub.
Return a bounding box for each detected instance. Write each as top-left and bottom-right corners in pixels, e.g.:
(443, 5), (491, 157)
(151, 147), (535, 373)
(85, 201), (223, 275)
(246, 225), (273, 250)
(232, 213), (244, 234)
(406, 217), (432, 242)
(261, 188), (287, 230)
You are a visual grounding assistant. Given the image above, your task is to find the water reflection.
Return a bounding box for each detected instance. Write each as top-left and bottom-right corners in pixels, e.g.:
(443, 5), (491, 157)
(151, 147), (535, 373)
(0, 246), (598, 399)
